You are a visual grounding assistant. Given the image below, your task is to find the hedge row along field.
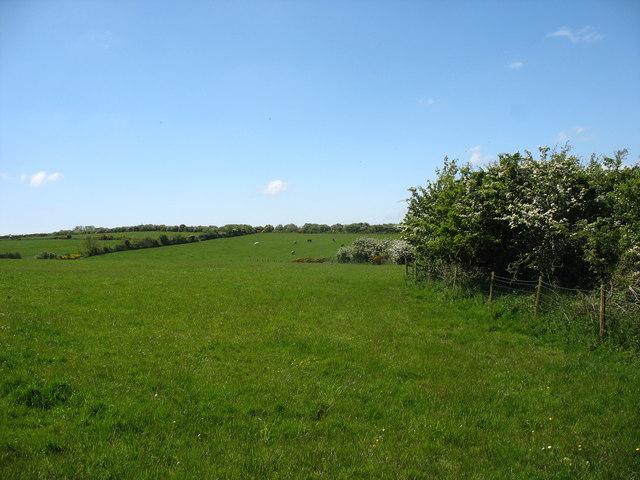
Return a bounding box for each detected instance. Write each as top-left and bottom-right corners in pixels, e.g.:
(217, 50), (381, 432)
(403, 147), (639, 290)
(1, 233), (638, 479)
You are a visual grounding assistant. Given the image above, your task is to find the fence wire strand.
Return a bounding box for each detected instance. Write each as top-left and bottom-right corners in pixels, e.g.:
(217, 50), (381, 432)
(410, 262), (639, 350)
(486, 272), (639, 350)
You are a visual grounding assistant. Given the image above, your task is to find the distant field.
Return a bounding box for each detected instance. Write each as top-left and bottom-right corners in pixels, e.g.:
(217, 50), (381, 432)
(1, 234), (638, 479)
(0, 231), (190, 259)
(0, 232), (396, 260)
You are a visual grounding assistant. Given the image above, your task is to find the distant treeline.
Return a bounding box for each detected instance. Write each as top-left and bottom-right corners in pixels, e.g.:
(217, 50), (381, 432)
(1, 222), (399, 240)
(261, 223), (399, 234)
(53, 224), (258, 236)
(62, 222), (399, 235)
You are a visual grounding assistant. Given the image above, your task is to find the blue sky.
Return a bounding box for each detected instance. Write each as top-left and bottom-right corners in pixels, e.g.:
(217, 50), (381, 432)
(1, 0), (639, 234)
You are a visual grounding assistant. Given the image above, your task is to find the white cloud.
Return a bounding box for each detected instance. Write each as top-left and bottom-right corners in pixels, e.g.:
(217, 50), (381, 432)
(418, 97), (435, 106)
(555, 126), (587, 143)
(21, 171), (63, 187)
(0, 173), (8, 180)
(467, 146), (493, 165)
(261, 179), (289, 196)
(546, 26), (604, 43)
(509, 61), (524, 69)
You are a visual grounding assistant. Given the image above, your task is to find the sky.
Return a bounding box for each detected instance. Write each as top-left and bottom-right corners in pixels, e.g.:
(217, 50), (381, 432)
(1, 0), (639, 235)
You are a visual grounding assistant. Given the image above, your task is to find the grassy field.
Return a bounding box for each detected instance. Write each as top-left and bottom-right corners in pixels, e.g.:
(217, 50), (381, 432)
(1, 234), (638, 479)
(0, 231), (194, 259)
(0, 231), (391, 260)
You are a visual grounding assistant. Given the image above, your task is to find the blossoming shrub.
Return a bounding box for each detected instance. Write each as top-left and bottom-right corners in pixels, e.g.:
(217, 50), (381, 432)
(350, 237), (390, 263)
(336, 247), (352, 263)
(336, 238), (415, 265)
(403, 146), (639, 288)
(387, 240), (415, 264)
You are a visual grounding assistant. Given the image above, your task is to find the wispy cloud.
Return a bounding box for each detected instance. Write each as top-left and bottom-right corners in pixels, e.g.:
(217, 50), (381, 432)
(0, 173), (8, 180)
(509, 61), (524, 70)
(261, 179), (289, 196)
(21, 171), (63, 187)
(417, 97), (435, 106)
(555, 126), (587, 143)
(546, 26), (604, 43)
(467, 146), (493, 165)
(88, 30), (120, 50)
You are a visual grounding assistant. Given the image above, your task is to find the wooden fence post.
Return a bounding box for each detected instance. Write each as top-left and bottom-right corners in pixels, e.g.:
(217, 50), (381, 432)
(488, 271), (495, 305)
(599, 283), (606, 338)
(534, 276), (543, 316)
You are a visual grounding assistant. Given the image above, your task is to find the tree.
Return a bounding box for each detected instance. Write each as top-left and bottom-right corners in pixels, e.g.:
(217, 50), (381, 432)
(83, 236), (100, 256)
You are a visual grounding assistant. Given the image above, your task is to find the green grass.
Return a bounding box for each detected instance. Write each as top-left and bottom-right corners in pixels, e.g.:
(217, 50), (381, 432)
(1, 234), (638, 479)
(0, 231), (391, 260)
(0, 231), (171, 259)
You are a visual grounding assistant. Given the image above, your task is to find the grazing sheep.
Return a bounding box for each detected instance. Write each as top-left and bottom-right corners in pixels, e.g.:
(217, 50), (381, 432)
(254, 242), (260, 246)
(293, 241), (297, 245)
(307, 239), (312, 243)
(290, 250), (295, 255)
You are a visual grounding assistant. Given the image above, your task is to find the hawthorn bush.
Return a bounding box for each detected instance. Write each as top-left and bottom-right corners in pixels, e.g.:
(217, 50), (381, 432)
(337, 238), (415, 265)
(403, 147), (639, 288)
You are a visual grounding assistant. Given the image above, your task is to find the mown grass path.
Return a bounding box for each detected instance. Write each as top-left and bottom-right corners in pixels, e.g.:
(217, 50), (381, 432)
(1, 234), (638, 478)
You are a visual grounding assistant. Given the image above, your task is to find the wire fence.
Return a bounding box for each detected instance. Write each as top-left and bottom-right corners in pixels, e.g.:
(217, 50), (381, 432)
(490, 273), (640, 350)
(408, 262), (640, 351)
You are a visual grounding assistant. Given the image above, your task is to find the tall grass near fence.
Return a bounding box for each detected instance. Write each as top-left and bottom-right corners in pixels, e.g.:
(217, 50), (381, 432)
(409, 263), (640, 355)
(488, 274), (640, 354)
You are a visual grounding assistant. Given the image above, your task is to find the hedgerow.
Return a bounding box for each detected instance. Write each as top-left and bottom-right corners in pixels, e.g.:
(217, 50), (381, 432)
(403, 146), (639, 289)
(291, 257), (331, 263)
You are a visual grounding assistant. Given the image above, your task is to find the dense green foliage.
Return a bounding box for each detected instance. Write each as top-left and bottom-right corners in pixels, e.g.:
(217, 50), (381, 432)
(403, 147), (640, 289)
(1, 234), (638, 479)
